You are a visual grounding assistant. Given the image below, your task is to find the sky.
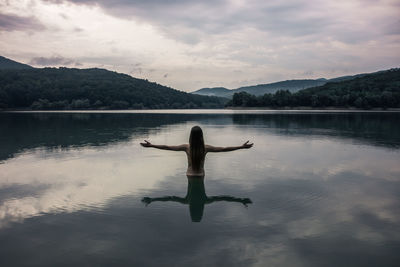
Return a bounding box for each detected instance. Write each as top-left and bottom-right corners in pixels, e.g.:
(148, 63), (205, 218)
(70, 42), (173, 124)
(0, 0), (399, 91)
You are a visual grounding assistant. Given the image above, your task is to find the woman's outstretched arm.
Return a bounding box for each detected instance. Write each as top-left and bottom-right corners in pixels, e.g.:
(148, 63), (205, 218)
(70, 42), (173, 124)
(140, 140), (188, 151)
(206, 141), (253, 153)
(206, 196), (252, 207)
(142, 196), (187, 206)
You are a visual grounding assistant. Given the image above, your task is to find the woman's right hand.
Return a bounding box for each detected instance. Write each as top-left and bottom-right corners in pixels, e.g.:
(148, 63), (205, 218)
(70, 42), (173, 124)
(142, 197), (152, 206)
(140, 140), (152, 147)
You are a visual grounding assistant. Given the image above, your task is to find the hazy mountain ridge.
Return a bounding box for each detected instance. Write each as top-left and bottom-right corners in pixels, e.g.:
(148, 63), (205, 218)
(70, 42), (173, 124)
(236, 79), (327, 95)
(192, 72), (380, 98)
(193, 87), (232, 97)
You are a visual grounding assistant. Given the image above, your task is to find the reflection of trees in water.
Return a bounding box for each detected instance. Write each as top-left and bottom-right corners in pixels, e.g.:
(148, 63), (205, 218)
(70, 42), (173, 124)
(1, 112), (399, 162)
(0, 113), (218, 161)
(232, 113), (400, 148)
(142, 176), (252, 222)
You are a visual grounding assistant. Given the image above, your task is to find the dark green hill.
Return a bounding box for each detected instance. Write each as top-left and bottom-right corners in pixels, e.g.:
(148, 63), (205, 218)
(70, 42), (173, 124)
(192, 71), (388, 98)
(228, 68), (400, 108)
(0, 67), (225, 109)
(297, 68), (400, 107)
(0, 56), (33, 70)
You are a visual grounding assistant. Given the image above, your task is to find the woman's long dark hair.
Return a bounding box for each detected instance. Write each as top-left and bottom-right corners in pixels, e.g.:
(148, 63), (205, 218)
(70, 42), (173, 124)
(189, 126), (205, 171)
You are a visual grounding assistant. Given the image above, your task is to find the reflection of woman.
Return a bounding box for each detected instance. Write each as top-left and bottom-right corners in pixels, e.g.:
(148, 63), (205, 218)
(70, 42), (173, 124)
(142, 176), (252, 222)
(140, 126), (253, 176)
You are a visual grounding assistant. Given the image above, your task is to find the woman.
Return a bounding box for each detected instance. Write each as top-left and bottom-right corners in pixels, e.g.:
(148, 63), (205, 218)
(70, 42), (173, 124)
(140, 125), (253, 176)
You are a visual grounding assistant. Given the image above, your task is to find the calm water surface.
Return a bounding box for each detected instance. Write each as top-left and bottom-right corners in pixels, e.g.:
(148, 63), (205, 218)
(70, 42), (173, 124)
(0, 110), (399, 266)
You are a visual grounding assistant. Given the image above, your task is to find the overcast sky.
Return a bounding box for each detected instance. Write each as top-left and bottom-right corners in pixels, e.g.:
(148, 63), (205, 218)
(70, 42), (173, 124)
(1, 0), (399, 91)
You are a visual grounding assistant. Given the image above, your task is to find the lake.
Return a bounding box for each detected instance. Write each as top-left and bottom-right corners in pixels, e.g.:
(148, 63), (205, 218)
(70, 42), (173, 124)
(0, 110), (399, 266)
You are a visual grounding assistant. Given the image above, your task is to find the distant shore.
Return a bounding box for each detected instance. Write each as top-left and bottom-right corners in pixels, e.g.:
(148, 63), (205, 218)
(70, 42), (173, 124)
(2, 107), (400, 113)
(227, 106), (400, 111)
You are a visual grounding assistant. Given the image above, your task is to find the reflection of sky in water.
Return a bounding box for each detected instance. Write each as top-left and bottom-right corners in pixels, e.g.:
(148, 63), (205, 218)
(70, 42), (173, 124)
(0, 139), (184, 227)
(0, 112), (399, 266)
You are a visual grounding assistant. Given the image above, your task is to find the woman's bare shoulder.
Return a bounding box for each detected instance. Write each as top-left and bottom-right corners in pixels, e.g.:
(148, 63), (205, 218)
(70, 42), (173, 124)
(205, 144), (216, 152)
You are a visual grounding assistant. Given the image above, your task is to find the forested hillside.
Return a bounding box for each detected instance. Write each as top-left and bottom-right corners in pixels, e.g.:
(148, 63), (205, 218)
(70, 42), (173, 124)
(193, 72), (379, 98)
(0, 67), (225, 109)
(0, 56), (33, 70)
(228, 68), (400, 108)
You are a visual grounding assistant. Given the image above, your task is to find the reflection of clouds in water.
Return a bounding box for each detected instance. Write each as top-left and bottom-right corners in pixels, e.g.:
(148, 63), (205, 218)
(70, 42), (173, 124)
(247, 180), (399, 266)
(0, 139), (185, 228)
(205, 127), (400, 182)
(1, 172), (399, 266)
(0, 120), (399, 265)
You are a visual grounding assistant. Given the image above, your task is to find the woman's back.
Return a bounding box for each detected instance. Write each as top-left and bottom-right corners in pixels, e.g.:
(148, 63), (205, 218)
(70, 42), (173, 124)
(187, 126), (206, 176)
(186, 145), (206, 176)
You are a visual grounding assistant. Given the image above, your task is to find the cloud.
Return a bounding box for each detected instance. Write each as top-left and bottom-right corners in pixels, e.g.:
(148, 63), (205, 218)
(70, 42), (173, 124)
(42, 0), (399, 45)
(0, 12), (45, 32)
(29, 55), (80, 66)
(44, 0), (320, 41)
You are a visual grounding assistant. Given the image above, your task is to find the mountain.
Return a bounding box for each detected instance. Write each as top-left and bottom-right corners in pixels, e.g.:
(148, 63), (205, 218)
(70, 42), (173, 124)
(192, 71), (387, 98)
(193, 80), (327, 98)
(193, 79), (328, 97)
(228, 68), (400, 108)
(0, 67), (225, 109)
(192, 87), (232, 97)
(235, 79), (327, 96)
(0, 56), (33, 69)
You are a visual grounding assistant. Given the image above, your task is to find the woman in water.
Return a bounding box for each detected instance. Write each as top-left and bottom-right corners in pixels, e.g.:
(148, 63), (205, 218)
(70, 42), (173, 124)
(140, 125), (253, 176)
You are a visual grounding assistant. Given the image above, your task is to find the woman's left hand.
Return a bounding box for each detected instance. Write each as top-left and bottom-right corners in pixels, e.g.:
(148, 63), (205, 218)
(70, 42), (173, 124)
(242, 141), (253, 149)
